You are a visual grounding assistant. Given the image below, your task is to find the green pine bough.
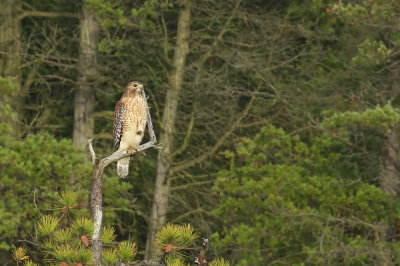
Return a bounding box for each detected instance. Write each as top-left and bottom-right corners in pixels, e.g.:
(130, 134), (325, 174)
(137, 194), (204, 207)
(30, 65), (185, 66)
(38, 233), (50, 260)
(13, 191), (229, 266)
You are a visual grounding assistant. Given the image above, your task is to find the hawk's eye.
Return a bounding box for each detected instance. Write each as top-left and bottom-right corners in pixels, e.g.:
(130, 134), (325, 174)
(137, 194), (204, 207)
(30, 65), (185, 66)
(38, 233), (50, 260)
(133, 83), (138, 88)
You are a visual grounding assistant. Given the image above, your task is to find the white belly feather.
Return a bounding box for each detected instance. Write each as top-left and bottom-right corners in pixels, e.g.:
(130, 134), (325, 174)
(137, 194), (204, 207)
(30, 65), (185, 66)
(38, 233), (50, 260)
(118, 127), (145, 152)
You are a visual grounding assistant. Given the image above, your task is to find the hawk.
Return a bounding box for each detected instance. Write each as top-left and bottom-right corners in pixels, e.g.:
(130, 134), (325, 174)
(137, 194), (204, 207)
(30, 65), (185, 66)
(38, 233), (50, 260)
(113, 81), (148, 178)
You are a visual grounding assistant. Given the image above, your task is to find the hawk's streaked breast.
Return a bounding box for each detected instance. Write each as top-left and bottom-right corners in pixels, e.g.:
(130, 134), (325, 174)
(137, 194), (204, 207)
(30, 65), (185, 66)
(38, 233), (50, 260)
(113, 82), (148, 152)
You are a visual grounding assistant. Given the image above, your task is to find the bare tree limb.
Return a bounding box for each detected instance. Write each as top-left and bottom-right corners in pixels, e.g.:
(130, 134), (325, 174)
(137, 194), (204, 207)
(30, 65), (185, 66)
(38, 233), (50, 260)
(170, 94), (255, 174)
(88, 139), (96, 167)
(161, 15), (171, 65)
(172, 107), (195, 157)
(190, 0), (242, 69)
(170, 180), (214, 191)
(16, 238), (44, 248)
(33, 188), (42, 217)
(169, 208), (206, 223)
(18, 11), (80, 21)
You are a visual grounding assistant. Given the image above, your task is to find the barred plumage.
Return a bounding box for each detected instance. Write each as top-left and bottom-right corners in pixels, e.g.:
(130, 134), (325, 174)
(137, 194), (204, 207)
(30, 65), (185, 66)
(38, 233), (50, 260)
(113, 103), (125, 150)
(113, 81), (148, 178)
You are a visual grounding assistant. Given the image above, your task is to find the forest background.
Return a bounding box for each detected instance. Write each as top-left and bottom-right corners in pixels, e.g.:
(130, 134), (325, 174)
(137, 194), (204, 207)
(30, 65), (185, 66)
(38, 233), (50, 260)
(1, 0), (400, 265)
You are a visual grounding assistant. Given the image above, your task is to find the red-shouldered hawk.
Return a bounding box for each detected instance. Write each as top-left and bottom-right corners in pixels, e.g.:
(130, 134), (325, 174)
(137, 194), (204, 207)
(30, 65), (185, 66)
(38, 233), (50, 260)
(113, 81), (148, 178)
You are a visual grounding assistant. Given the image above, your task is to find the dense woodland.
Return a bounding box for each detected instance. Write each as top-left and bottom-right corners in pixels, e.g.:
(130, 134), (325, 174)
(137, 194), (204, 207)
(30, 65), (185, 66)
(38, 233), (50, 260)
(1, 0), (400, 265)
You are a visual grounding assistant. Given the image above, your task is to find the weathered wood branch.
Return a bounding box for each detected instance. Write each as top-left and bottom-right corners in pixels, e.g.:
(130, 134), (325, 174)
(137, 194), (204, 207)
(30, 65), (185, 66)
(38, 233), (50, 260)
(89, 89), (158, 265)
(170, 94), (255, 174)
(17, 11), (80, 21)
(172, 107), (195, 157)
(190, 0), (242, 69)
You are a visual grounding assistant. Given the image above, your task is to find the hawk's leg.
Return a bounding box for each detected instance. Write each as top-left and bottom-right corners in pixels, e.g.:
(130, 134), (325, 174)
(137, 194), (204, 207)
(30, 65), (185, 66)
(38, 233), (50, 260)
(128, 147), (146, 159)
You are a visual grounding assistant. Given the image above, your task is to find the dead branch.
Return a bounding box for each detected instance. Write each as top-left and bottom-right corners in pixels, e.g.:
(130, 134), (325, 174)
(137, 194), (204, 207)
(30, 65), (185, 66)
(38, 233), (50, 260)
(18, 11), (80, 21)
(172, 107), (195, 157)
(170, 94), (255, 174)
(190, 0), (243, 69)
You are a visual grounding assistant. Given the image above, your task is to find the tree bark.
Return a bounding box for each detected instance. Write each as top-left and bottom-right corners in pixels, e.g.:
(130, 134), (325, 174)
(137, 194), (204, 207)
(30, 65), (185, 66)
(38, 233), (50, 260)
(145, 0), (191, 260)
(73, 7), (99, 150)
(90, 158), (104, 265)
(380, 68), (400, 196)
(0, 0), (22, 133)
(0, 0), (21, 80)
(380, 124), (400, 196)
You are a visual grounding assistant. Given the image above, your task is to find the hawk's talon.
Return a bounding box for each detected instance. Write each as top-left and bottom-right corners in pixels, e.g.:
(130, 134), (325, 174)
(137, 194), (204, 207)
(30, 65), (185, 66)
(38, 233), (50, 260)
(128, 148), (138, 160)
(128, 148), (138, 155)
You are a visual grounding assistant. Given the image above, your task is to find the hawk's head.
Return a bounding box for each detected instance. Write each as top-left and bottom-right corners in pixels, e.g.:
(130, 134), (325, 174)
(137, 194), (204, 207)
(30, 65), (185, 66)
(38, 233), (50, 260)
(126, 81), (144, 93)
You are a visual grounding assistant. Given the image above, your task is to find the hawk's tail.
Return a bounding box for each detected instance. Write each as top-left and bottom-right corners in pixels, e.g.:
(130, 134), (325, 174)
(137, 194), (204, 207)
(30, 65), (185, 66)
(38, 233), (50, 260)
(117, 157), (130, 178)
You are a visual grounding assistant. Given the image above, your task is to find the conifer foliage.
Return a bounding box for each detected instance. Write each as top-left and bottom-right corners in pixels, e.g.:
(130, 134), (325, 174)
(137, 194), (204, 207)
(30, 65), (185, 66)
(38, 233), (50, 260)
(212, 106), (400, 265)
(14, 191), (136, 265)
(14, 191), (228, 265)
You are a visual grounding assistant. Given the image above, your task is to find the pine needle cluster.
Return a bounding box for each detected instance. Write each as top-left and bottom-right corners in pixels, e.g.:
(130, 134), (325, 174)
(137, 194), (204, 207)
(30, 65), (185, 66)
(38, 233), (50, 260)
(155, 223), (198, 259)
(30, 191), (94, 265)
(154, 224), (229, 265)
(15, 191), (228, 265)
(208, 257), (230, 266)
(15, 191), (139, 265)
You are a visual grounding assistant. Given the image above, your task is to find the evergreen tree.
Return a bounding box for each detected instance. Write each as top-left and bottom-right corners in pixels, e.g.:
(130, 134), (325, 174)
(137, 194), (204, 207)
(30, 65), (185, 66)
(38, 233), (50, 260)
(212, 106), (400, 265)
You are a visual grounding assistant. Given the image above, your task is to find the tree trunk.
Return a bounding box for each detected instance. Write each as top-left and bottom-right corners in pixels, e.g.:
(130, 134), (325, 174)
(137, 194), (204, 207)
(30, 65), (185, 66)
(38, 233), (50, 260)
(91, 162), (104, 265)
(380, 124), (400, 196)
(73, 7), (99, 150)
(145, 0), (191, 260)
(380, 68), (400, 196)
(0, 0), (22, 133)
(0, 0), (21, 79)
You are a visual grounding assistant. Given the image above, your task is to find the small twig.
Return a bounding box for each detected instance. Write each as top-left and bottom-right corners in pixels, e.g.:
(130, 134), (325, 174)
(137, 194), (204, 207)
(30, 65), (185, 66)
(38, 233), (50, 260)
(320, 220), (329, 252)
(33, 188), (43, 217)
(56, 211), (67, 224)
(142, 89), (157, 145)
(172, 107), (195, 157)
(34, 222), (38, 241)
(27, 229), (36, 244)
(16, 238), (45, 248)
(88, 139), (96, 167)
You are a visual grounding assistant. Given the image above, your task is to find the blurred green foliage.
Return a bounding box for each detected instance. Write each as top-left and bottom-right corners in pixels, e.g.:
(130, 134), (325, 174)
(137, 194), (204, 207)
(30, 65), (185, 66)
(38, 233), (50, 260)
(213, 106), (400, 265)
(0, 131), (90, 252)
